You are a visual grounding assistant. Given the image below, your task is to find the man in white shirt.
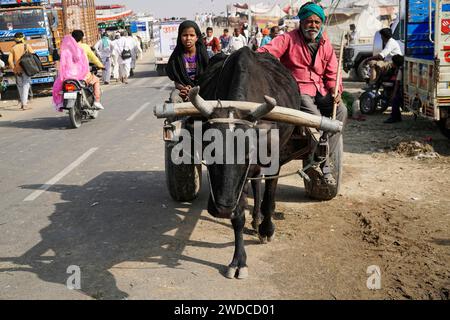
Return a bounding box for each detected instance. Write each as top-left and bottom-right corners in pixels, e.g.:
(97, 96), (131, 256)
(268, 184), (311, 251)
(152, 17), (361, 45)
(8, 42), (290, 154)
(228, 27), (247, 53)
(345, 24), (359, 45)
(367, 28), (403, 85)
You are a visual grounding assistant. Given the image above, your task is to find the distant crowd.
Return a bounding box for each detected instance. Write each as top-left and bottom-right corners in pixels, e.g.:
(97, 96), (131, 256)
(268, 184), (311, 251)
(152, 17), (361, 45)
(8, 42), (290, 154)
(201, 24), (286, 57)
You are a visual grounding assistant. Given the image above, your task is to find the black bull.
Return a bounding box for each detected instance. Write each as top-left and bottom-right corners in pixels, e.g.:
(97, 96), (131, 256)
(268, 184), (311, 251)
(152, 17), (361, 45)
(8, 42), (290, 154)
(196, 47), (306, 279)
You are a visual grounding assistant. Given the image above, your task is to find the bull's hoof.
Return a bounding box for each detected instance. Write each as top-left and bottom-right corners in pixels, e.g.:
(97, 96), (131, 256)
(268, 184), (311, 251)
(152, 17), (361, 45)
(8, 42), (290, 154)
(267, 234), (275, 242)
(226, 267), (238, 279)
(237, 267), (249, 280)
(259, 234), (268, 244)
(251, 219), (261, 231)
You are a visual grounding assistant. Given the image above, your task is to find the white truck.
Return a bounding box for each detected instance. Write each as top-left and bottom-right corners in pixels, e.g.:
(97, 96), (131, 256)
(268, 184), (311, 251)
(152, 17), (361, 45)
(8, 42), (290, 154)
(152, 20), (182, 76)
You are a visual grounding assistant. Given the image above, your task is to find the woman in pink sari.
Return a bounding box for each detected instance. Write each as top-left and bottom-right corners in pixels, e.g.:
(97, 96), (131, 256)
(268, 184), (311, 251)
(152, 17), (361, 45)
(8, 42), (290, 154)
(52, 35), (90, 111)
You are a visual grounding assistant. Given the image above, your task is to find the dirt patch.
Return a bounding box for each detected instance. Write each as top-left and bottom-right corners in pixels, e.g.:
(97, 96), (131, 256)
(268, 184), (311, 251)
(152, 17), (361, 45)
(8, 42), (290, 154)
(258, 108), (450, 300)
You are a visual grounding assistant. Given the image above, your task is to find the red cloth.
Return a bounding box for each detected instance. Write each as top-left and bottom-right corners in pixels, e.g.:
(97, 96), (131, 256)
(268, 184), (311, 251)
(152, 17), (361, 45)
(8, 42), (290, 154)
(204, 37), (221, 53)
(257, 30), (343, 97)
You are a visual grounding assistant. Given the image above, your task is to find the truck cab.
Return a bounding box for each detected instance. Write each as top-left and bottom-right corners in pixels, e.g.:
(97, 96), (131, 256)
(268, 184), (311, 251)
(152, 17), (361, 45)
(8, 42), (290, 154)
(0, 0), (58, 87)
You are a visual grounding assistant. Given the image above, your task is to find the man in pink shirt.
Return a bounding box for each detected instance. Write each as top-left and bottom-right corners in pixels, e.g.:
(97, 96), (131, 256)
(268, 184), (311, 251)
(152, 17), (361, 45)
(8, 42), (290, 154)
(257, 2), (347, 185)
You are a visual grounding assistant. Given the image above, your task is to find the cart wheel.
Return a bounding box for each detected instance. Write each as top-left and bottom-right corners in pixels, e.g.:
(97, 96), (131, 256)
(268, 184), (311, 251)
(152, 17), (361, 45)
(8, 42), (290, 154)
(303, 135), (343, 201)
(165, 141), (202, 202)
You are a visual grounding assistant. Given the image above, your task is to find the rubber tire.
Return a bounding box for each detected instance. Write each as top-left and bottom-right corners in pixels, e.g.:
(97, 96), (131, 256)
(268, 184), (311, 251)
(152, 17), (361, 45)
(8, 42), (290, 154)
(68, 99), (82, 129)
(165, 141), (202, 202)
(156, 64), (167, 77)
(304, 135), (343, 201)
(359, 91), (376, 115)
(438, 118), (450, 139)
(356, 58), (370, 81)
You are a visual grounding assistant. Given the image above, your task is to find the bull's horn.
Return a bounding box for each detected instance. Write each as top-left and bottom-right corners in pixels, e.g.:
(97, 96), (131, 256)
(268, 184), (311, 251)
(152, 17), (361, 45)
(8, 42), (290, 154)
(247, 96), (277, 120)
(188, 86), (214, 117)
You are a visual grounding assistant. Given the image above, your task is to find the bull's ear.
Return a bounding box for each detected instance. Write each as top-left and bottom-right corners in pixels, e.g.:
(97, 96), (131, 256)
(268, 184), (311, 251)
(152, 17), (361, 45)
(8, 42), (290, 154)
(245, 96), (277, 122)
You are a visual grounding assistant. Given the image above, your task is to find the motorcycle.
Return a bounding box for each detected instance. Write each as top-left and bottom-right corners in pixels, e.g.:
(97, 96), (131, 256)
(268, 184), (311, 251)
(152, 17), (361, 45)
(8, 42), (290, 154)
(61, 66), (101, 129)
(359, 78), (394, 115)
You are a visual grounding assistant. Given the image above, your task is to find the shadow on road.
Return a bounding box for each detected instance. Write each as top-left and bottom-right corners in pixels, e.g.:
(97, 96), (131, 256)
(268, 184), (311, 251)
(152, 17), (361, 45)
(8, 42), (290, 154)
(0, 116), (69, 131)
(0, 171), (237, 299)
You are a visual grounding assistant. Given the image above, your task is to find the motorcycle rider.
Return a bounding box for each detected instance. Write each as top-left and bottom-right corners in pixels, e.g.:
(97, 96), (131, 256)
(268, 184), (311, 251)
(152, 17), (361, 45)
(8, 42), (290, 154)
(72, 30), (105, 110)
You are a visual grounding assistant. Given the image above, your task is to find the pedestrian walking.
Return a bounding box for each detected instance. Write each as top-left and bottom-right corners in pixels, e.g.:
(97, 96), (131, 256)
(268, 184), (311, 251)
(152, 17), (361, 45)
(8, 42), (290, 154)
(130, 33), (143, 77)
(8, 32), (34, 110)
(111, 32), (121, 81)
(94, 33), (114, 84)
(114, 31), (134, 84)
(229, 28), (247, 53)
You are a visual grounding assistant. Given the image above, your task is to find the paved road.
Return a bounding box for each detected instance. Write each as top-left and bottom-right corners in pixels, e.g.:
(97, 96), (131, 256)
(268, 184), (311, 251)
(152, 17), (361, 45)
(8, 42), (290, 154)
(0, 55), (207, 299)
(0, 53), (285, 300)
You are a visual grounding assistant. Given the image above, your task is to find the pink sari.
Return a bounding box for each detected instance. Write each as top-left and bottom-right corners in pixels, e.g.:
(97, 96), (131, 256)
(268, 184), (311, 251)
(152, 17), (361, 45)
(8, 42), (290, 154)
(52, 35), (90, 110)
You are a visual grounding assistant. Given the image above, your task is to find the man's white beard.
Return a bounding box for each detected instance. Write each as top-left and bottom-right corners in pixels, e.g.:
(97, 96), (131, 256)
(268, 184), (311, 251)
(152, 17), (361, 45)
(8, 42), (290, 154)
(301, 27), (319, 41)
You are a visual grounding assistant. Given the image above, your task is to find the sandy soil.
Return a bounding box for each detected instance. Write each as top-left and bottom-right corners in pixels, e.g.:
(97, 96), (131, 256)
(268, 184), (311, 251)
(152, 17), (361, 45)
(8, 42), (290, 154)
(259, 106), (450, 300)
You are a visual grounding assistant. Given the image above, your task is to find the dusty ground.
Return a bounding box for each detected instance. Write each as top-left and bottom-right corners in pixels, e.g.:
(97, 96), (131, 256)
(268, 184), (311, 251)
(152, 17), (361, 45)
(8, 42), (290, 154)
(256, 80), (450, 299)
(270, 109), (450, 300)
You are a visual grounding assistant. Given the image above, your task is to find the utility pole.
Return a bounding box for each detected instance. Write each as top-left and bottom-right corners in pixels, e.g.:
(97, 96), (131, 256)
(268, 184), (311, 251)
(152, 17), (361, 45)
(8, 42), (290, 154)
(247, 1), (252, 30)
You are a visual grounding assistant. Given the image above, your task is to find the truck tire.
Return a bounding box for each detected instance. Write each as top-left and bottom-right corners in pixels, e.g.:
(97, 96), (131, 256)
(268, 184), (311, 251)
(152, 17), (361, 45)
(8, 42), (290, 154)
(438, 118), (450, 139)
(304, 136), (343, 201)
(165, 141), (202, 202)
(157, 64), (167, 76)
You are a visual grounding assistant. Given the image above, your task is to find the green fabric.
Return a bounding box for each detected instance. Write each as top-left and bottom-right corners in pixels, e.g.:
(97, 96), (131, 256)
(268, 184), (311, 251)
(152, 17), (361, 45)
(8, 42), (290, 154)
(298, 3), (326, 23)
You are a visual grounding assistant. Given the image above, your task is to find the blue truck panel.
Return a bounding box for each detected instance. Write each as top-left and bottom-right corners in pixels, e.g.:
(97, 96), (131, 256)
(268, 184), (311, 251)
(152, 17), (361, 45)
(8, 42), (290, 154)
(407, 0), (436, 60)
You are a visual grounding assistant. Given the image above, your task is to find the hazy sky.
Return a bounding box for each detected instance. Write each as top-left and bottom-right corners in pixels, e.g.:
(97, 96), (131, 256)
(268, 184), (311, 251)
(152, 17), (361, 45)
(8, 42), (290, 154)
(94, 0), (285, 19)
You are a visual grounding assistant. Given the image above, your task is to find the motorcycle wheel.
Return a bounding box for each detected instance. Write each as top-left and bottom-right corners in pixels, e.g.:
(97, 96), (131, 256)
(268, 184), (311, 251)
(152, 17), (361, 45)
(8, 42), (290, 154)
(359, 92), (376, 114)
(90, 110), (99, 119)
(68, 100), (82, 129)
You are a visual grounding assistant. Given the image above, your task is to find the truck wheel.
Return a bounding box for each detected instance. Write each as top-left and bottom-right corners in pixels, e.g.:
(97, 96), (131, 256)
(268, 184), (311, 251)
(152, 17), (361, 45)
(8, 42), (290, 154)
(303, 136), (343, 201)
(157, 64), (167, 76)
(165, 141), (202, 202)
(359, 92), (376, 114)
(438, 118), (450, 139)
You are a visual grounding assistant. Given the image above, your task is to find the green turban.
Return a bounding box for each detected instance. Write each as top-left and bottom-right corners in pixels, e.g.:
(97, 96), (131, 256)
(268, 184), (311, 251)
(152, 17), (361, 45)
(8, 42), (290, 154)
(298, 3), (326, 23)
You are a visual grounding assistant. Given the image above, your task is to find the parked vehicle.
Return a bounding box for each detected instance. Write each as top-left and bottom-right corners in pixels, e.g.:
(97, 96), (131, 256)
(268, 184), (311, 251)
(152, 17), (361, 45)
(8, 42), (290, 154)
(0, 0), (59, 87)
(152, 20), (182, 76)
(403, 0), (450, 138)
(359, 78), (395, 115)
(0, 0), (98, 89)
